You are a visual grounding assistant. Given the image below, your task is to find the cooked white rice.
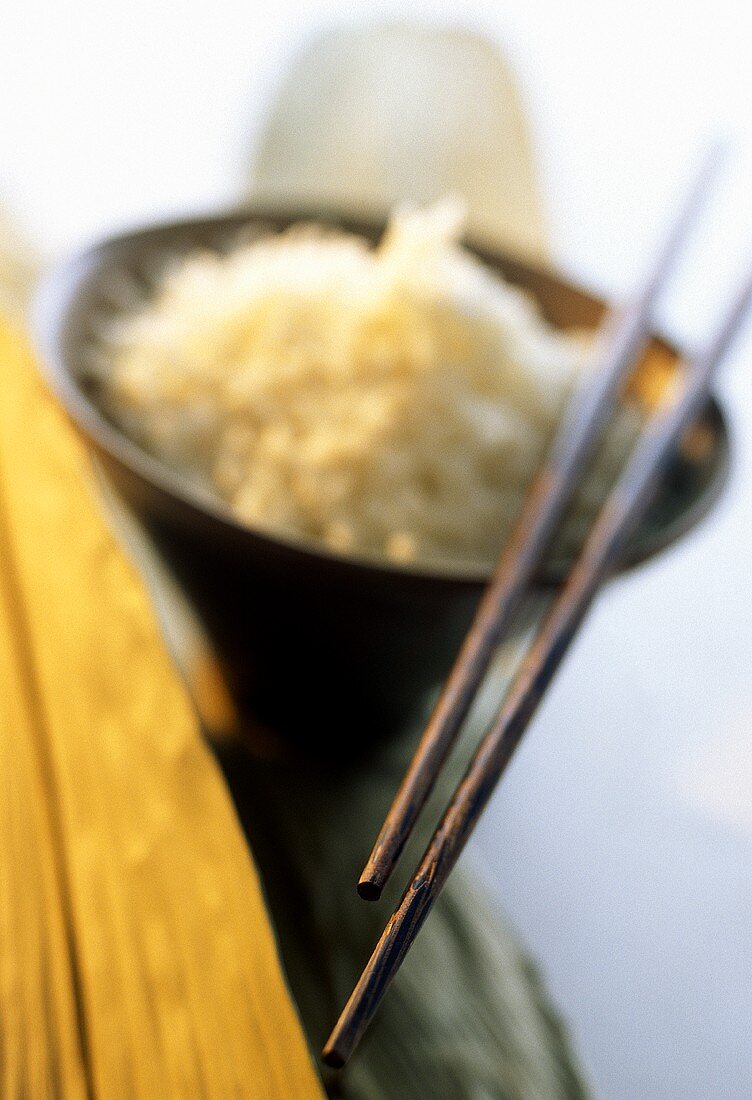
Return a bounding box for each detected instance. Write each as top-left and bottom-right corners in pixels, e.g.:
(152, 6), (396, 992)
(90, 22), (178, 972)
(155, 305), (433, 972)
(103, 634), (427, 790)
(100, 202), (639, 568)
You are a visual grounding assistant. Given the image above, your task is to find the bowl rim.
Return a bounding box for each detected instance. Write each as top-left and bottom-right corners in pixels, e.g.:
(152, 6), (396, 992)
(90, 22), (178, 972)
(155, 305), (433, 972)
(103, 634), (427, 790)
(33, 204), (731, 592)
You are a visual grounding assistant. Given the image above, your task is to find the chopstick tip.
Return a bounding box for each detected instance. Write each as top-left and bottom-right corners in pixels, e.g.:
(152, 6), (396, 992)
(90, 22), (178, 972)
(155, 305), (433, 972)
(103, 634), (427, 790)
(357, 875), (383, 901)
(321, 1039), (348, 1069)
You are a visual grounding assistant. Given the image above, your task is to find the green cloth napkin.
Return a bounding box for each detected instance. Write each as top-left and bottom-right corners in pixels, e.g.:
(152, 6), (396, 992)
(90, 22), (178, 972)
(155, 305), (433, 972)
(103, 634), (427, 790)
(213, 611), (592, 1100)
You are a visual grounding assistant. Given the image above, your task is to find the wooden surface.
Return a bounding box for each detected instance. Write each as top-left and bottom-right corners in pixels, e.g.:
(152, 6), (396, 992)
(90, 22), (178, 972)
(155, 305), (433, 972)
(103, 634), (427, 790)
(0, 316), (323, 1098)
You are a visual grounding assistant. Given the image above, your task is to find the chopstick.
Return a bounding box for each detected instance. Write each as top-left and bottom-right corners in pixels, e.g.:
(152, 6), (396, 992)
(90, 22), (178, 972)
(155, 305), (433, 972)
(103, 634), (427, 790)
(358, 147), (722, 902)
(324, 266), (752, 1069)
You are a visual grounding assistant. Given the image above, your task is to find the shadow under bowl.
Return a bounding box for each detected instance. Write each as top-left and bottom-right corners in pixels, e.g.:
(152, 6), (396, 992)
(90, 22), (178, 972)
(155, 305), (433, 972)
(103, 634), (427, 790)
(35, 208), (730, 754)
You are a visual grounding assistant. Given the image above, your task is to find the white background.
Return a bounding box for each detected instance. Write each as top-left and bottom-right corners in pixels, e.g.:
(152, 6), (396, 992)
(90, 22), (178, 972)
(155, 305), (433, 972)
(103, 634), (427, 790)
(2, 3), (751, 1097)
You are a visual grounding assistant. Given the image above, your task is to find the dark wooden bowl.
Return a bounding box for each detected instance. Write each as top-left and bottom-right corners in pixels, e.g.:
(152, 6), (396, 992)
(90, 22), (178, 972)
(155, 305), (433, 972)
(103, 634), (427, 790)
(35, 208), (730, 752)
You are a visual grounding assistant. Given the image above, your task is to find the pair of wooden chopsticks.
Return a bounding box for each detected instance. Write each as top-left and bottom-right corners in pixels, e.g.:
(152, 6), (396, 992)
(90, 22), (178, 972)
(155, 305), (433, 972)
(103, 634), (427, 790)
(323, 148), (752, 1068)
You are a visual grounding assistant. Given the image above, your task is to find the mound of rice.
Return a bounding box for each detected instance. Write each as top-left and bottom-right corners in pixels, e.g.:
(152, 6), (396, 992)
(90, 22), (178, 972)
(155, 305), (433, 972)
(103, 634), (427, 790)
(101, 202), (638, 567)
